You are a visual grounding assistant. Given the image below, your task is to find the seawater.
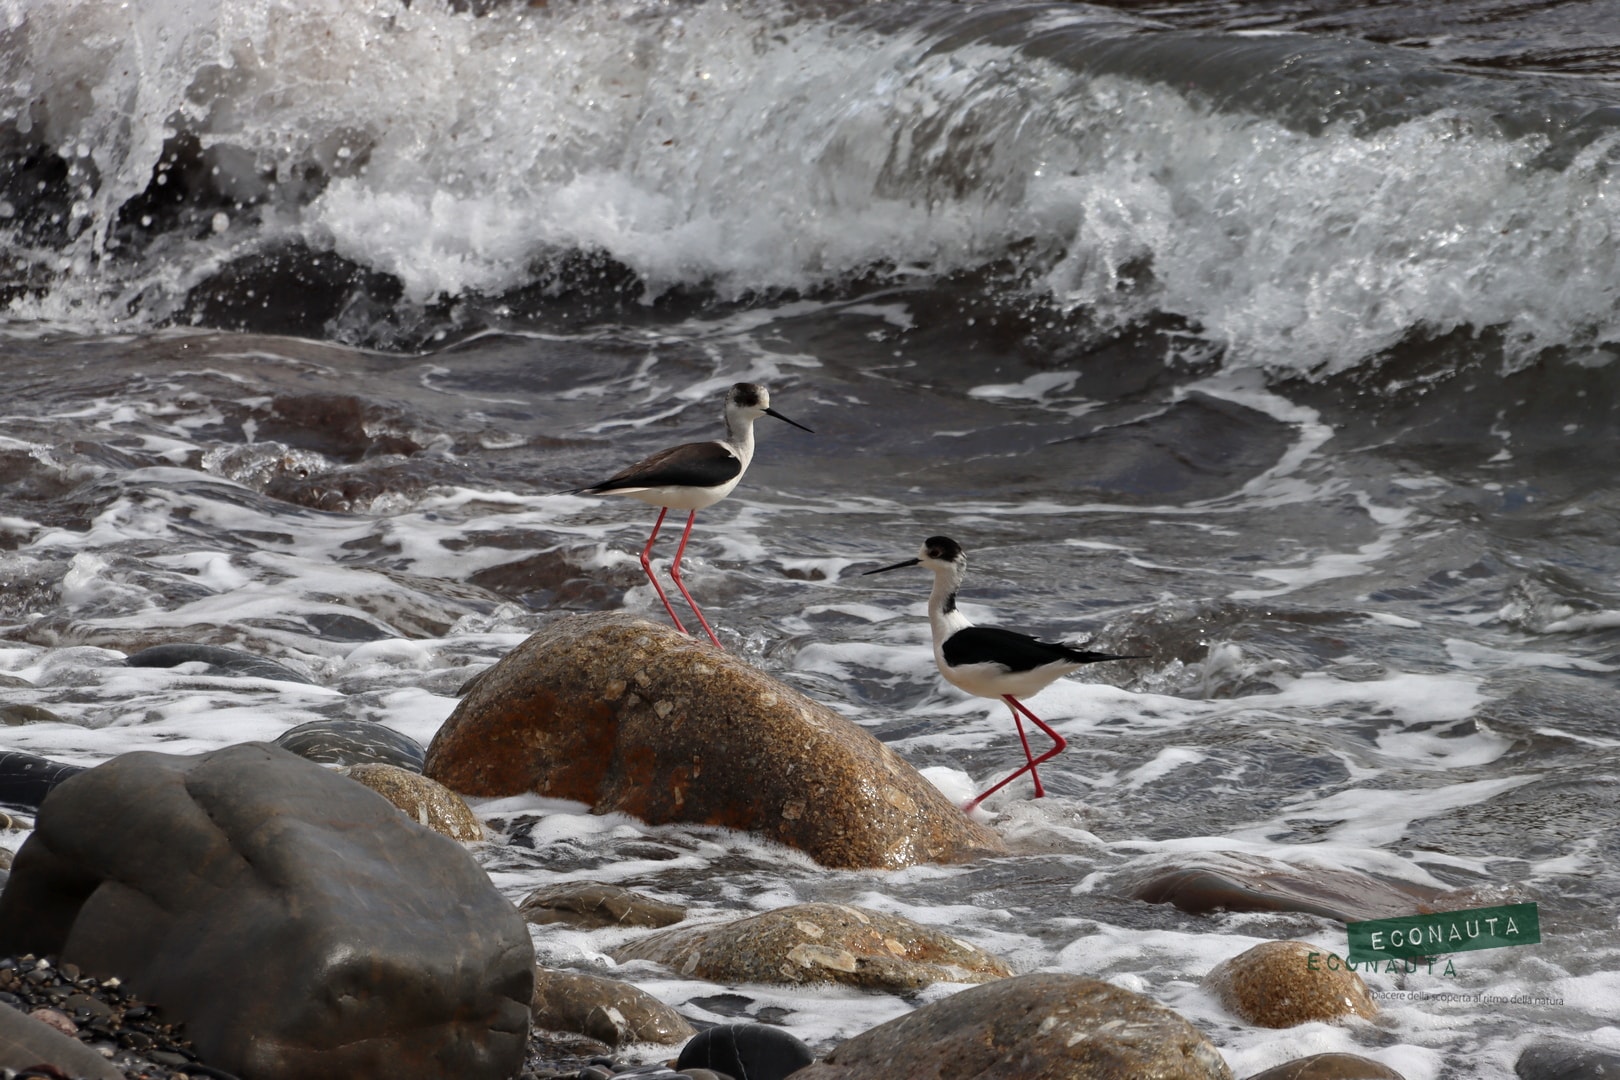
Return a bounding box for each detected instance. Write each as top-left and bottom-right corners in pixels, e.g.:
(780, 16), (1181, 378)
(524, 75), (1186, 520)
(4, 0), (1620, 1077)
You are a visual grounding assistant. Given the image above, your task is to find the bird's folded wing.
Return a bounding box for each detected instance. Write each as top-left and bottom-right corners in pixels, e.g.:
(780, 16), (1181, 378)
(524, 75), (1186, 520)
(585, 441), (743, 492)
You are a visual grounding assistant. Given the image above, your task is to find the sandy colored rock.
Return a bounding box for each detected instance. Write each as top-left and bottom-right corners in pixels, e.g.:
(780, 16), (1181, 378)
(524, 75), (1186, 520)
(1243, 1052), (1405, 1079)
(612, 902), (1011, 991)
(792, 972), (1232, 1080)
(520, 883), (686, 929)
(341, 762), (484, 841)
(424, 613), (1006, 869)
(1204, 941), (1377, 1028)
(531, 967), (695, 1047)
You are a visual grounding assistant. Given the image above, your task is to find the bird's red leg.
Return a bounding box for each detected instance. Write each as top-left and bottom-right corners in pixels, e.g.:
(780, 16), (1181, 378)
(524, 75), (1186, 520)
(963, 695), (1068, 812)
(639, 508), (689, 636)
(668, 510), (723, 649)
(1007, 703), (1045, 797)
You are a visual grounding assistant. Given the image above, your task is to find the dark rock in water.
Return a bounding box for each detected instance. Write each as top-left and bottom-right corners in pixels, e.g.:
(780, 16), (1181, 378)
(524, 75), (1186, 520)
(612, 902), (1011, 991)
(0, 750), (85, 810)
(1517, 1038), (1620, 1079)
(519, 882), (686, 929)
(1131, 857), (1458, 923)
(791, 972), (1232, 1080)
(125, 643), (316, 684)
(275, 717), (426, 772)
(676, 1023), (813, 1080)
(340, 762), (483, 840)
(1204, 941), (1377, 1029)
(1244, 1052), (1406, 1079)
(424, 612), (1006, 870)
(531, 967), (696, 1047)
(181, 241), (405, 340)
(0, 742), (533, 1080)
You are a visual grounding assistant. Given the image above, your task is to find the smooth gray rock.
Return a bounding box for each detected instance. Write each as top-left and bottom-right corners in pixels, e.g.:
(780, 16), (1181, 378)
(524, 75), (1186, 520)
(275, 717), (426, 772)
(0, 999), (122, 1080)
(125, 643), (316, 684)
(0, 742), (532, 1080)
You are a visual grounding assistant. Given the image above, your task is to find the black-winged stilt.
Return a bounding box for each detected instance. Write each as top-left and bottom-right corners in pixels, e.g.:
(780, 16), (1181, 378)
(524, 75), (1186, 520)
(864, 535), (1144, 811)
(572, 382), (811, 648)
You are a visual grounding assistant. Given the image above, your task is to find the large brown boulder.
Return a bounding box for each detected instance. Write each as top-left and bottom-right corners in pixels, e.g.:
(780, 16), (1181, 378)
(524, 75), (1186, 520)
(612, 902), (1012, 990)
(791, 972), (1232, 1080)
(424, 613), (1005, 869)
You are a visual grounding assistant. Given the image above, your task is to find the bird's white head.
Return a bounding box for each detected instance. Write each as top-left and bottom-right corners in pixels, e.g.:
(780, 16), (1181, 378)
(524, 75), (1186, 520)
(863, 535), (968, 580)
(723, 382), (813, 439)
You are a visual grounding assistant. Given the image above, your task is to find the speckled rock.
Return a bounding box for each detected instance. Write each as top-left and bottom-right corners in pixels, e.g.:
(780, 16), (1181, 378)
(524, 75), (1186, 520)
(531, 967), (696, 1047)
(423, 613), (1006, 869)
(341, 762), (484, 841)
(791, 972), (1233, 1080)
(520, 883), (686, 929)
(1204, 941), (1377, 1028)
(1244, 1052), (1406, 1079)
(611, 902), (1011, 991)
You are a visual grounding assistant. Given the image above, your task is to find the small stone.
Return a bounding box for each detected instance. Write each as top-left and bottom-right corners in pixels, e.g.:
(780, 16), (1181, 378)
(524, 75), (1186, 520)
(677, 1023), (813, 1080)
(29, 1005), (78, 1038)
(1244, 1052), (1406, 1079)
(1203, 940), (1377, 1028)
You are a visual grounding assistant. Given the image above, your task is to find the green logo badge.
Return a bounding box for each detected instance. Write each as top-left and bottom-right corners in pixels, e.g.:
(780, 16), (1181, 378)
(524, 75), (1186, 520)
(1347, 902), (1541, 963)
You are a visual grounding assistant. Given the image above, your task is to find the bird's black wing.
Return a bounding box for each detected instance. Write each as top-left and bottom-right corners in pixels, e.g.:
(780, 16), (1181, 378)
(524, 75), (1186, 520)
(578, 441), (743, 493)
(942, 625), (1144, 672)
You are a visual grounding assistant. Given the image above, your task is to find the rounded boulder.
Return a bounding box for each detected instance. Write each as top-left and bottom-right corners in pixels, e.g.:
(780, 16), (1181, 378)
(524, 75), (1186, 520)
(424, 613), (1005, 869)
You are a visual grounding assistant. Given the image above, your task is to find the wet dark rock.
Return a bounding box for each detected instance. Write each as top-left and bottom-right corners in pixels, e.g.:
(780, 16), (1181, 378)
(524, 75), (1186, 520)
(1204, 941), (1377, 1028)
(0, 751), (85, 811)
(424, 612), (1006, 869)
(124, 643), (316, 684)
(676, 1023), (812, 1080)
(792, 972), (1232, 1080)
(340, 762), (484, 840)
(520, 883), (687, 929)
(182, 242), (406, 340)
(613, 902), (1011, 991)
(1516, 1038), (1620, 1079)
(0, 742), (533, 1080)
(274, 716), (427, 771)
(1244, 1052), (1406, 1079)
(530, 967), (696, 1047)
(1131, 856), (1459, 923)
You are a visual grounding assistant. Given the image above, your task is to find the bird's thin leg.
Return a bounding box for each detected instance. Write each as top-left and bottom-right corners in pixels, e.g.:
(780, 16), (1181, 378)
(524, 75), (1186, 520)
(963, 695), (1068, 812)
(668, 510), (723, 649)
(639, 507), (689, 636)
(1007, 702), (1045, 798)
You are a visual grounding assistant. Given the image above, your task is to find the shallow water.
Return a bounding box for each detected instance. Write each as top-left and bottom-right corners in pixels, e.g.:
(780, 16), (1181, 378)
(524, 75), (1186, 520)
(4, 1), (1620, 1076)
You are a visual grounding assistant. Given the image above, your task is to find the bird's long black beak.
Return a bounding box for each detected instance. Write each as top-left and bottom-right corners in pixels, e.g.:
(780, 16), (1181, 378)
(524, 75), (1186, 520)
(863, 557), (921, 575)
(766, 407), (813, 433)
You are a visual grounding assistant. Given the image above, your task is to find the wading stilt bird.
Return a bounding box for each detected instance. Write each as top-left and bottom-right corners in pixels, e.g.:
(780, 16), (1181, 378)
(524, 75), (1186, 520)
(864, 536), (1144, 812)
(572, 382), (811, 649)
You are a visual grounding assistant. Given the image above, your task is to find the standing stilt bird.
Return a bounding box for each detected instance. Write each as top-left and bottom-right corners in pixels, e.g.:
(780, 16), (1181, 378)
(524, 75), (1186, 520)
(571, 382), (811, 648)
(864, 536), (1144, 812)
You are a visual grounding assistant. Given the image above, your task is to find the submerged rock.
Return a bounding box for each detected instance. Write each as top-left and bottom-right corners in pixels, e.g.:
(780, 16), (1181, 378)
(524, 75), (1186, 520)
(125, 643), (316, 684)
(520, 882), (687, 929)
(612, 903), (1011, 991)
(424, 612), (1005, 869)
(340, 761), (484, 841)
(792, 972), (1232, 1080)
(1204, 941), (1377, 1028)
(275, 716), (427, 772)
(531, 966), (696, 1047)
(1131, 856), (1459, 923)
(0, 742), (534, 1080)
(1516, 1038), (1620, 1080)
